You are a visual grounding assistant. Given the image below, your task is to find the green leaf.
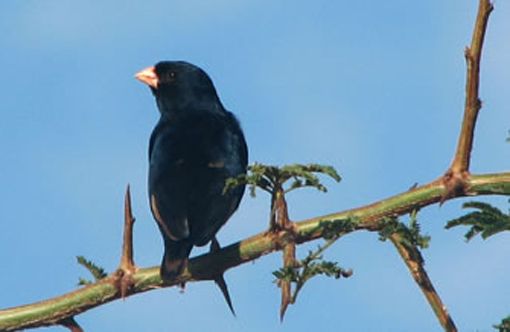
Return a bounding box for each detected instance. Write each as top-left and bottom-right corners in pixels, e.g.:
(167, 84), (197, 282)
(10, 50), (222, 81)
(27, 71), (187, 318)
(445, 201), (510, 241)
(493, 315), (510, 332)
(77, 277), (92, 286)
(319, 217), (359, 241)
(76, 256), (107, 285)
(378, 212), (430, 250)
(224, 162), (341, 197)
(272, 234), (353, 310)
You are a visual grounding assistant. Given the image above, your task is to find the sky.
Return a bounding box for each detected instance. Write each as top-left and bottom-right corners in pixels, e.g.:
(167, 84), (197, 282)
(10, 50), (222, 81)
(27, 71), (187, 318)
(0, 1), (509, 331)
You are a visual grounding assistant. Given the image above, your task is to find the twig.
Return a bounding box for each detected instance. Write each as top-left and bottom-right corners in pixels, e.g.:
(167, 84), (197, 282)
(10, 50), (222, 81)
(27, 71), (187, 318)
(290, 236), (345, 305)
(389, 233), (457, 332)
(444, 0), (493, 198)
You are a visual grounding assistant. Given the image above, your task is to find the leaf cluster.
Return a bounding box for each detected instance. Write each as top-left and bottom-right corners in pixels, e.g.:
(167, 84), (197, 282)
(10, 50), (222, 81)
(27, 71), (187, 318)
(494, 315), (510, 332)
(378, 210), (431, 250)
(224, 163), (341, 197)
(273, 240), (352, 304)
(319, 218), (359, 240)
(76, 256), (107, 286)
(445, 201), (510, 241)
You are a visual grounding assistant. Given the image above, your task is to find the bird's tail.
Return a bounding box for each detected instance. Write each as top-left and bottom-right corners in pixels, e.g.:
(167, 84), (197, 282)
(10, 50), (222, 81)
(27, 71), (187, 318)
(161, 241), (193, 281)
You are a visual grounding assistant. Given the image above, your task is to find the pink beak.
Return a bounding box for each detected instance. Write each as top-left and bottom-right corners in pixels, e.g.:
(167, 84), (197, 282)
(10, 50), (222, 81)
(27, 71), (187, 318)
(135, 66), (159, 89)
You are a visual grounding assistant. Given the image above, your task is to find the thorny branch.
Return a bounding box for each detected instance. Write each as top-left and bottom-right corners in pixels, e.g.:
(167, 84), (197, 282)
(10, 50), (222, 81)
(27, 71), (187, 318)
(394, 2), (496, 330)
(1, 172), (508, 331)
(443, 0), (493, 200)
(0, 1), (507, 331)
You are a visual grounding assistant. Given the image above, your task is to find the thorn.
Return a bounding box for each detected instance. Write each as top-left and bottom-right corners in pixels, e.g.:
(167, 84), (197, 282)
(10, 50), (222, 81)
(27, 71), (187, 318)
(408, 182), (418, 191)
(120, 184), (136, 270)
(178, 283), (186, 293)
(58, 317), (84, 332)
(279, 280), (290, 322)
(279, 242), (296, 322)
(210, 238), (236, 316)
(114, 184), (138, 299)
(464, 46), (472, 60)
(214, 273), (236, 317)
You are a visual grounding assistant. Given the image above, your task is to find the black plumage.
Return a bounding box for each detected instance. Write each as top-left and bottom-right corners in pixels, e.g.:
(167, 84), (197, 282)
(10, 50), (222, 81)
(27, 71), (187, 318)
(136, 61), (248, 284)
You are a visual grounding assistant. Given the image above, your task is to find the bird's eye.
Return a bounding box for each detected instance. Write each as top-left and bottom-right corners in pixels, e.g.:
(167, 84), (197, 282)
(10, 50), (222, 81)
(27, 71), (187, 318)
(167, 71), (177, 82)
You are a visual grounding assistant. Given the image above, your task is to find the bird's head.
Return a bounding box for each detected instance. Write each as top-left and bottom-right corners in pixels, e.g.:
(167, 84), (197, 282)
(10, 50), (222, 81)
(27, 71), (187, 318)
(136, 61), (222, 116)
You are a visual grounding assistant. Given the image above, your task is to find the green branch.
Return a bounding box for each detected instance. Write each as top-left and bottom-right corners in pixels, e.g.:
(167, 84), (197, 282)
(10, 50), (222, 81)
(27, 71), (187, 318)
(0, 172), (508, 331)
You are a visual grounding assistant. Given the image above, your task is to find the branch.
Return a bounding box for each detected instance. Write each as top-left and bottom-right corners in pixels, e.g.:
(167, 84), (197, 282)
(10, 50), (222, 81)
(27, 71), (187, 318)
(443, 0), (493, 200)
(449, 0), (493, 174)
(389, 233), (457, 332)
(0, 172), (508, 331)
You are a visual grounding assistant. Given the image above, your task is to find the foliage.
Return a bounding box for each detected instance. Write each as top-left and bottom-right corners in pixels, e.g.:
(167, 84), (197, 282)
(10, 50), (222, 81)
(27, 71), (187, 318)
(273, 232), (353, 305)
(320, 218), (359, 240)
(445, 201), (510, 241)
(76, 256), (108, 286)
(227, 163), (343, 319)
(494, 315), (510, 332)
(224, 163), (341, 197)
(378, 210), (431, 250)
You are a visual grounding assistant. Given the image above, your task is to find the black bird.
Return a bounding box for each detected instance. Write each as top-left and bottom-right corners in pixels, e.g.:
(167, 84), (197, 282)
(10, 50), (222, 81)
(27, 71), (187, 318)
(136, 61), (247, 312)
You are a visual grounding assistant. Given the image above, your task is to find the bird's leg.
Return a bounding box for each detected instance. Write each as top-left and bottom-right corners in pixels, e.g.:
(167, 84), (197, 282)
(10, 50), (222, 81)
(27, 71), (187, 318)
(113, 185), (138, 299)
(210, 237), (236, 316)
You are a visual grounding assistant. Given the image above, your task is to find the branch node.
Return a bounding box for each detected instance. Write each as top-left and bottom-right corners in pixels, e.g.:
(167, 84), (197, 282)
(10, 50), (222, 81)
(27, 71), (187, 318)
(440, 170), (469, 204)
(464, 46), (472, 60)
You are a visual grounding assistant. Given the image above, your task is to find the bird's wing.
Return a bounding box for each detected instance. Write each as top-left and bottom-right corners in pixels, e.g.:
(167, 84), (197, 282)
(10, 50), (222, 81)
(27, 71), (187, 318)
(187, 111), (248, 246)
(148, 121), (190, 241)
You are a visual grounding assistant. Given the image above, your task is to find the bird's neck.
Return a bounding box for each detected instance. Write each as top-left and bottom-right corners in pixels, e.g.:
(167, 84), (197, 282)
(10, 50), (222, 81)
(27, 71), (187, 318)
(157, 98), (224, 120)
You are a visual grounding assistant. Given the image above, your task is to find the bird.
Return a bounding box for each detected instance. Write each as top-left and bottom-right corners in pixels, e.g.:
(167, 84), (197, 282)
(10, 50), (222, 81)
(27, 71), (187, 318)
(135, 61), (247, 313)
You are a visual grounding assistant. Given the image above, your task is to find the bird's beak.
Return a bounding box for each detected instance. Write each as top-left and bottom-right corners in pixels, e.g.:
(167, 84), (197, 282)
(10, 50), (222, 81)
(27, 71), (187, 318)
(135, 66), (159, 89)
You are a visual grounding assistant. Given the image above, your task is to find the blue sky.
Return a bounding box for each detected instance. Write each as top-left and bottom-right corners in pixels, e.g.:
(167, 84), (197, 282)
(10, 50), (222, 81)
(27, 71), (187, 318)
(0, 1), (509, 331)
